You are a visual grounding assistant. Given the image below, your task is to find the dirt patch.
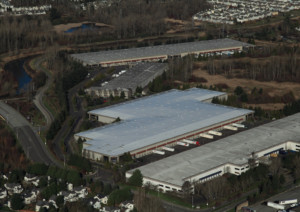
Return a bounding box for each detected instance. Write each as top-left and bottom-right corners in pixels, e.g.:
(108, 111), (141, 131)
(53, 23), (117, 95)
(192, 68), (300, 99)
(165, 18), (190, 34)
(245, 103), (286, 110)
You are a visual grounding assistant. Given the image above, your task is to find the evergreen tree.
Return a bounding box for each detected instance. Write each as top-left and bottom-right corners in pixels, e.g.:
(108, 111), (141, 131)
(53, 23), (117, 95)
(11, 194), (24, 210)
(128, 169), (143, 187)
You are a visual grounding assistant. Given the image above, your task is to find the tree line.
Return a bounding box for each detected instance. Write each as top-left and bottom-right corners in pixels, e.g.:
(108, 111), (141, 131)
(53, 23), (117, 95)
(204, 45), (300, 82)
(46, 53), (88, 141)
(0, 16), (54, 54)
(190, 151), (300, 207)
(0, 0), (210, 54)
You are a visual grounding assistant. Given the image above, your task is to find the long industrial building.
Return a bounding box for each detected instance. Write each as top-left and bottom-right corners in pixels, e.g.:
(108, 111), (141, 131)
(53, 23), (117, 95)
(126, 113), (300, 193)
(85, 63), (168, 99)
(75, 88), (253, 162)
(71, 38), (253, 67)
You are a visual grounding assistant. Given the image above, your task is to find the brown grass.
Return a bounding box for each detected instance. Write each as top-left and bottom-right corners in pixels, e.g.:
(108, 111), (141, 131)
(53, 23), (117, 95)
(245, 103), (286, 110)
(192, 68), (300, 101)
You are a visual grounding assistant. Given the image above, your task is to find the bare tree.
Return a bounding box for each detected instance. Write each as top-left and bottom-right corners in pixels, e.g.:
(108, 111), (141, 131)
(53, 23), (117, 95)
(269, 157), (282, 176)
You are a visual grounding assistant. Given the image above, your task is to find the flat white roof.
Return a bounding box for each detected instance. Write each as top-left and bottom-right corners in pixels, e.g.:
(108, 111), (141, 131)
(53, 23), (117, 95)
(127, 113), (300, 187)
(71, 38), (253, 65)
(76, 88), (252, 157)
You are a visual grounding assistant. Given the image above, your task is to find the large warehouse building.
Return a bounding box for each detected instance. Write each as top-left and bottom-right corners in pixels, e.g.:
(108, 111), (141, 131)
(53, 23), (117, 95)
(85, 63), (168, 99)
(126, 113), (300, 193)
(71, 38), (253, 67)
(75, 88), (253, 162)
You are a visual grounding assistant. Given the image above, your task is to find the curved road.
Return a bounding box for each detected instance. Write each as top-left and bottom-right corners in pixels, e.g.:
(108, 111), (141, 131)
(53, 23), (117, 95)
(0, 100), (62, 167)
(31, 56), (54, 129)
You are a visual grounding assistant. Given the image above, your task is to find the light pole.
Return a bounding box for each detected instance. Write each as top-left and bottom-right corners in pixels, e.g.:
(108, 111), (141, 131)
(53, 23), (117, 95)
(27, 146), (32, 157)
(192, 194), (194, 209)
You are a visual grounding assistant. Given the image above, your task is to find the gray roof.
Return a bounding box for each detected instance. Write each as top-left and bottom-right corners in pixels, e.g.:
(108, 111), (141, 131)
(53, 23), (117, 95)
(127, 113), (300, 187)
(71, 38), (252, 65)
(76, 88), (252, 156)
(88, 62), (167, 92)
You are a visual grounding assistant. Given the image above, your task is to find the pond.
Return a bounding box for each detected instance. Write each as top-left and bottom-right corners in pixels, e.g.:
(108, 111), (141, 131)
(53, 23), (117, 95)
(4, 59), (32, 94)
(64, 23), (101, 33)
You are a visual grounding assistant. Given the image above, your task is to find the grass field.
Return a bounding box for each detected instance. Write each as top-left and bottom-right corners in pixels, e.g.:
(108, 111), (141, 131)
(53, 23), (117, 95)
(193, 61), (300, 110)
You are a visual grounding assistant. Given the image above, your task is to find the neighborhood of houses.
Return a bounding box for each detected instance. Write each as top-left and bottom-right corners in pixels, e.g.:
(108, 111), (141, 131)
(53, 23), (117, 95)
(193, 0), (300, 24)
(0, 0), (51, 15)
(0, 173), (134, 212)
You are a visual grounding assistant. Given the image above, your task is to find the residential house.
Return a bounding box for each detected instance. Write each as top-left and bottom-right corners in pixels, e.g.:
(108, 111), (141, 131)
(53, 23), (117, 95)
(89, 198), (101, 210)
(24, 173), (37, 182)
(101, 206), (120, 212)
(0, 189), (7, 199)
(31, 188), (41, 196)
(74, 186), (88, 199)
(58, 191), (78, 203)
(35, 200), (49, 212)
(23, 191), (37, 204)
(120, 201), (134, 212)
(23, 173), (40, 187)
(49, 195), (58, 209)
(4, 183), (23, 194)
(0, 174), (8, 180)
(67, 183), (73, 191)
(94, 194), (108, 205)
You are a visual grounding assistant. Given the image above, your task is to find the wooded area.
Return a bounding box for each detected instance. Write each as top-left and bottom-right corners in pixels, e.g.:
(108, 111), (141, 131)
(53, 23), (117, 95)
(0, 122), (29, 172)
(190, 152), (300, 206)
(0, 0), (210, 54)
(0, 16), (54, 54)
(204, 46), (300, 82)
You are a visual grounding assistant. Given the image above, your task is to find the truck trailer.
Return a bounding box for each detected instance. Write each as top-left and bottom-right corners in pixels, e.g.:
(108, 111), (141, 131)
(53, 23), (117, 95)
(267, 201), (285, 210)
(279, 199), (298, 205)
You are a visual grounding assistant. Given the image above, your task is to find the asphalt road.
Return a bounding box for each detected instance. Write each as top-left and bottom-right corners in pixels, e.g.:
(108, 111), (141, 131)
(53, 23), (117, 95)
(31, 56), (54, 129)
(250, 186), (300, 212)
(0, 100), (62, 167)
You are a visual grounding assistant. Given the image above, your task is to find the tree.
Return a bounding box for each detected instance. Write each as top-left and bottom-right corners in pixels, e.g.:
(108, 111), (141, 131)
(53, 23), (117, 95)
(134, 188), (165, 212)
(108, 188), (133, 206)
(234, 86), (244, 96)
(269, 157), (282, 176)
(27, 163), (49, 175)
(68, 154), (92, 173)
(182, 181), (191, 198)
(49, 8), (61, 23)
(56, 195), (64, 207)
(67, 170), (82, 186)
(135, 86), (143, 95)
(38, 177), (48, 188)
(120, 152), (133, 162)
(11, 194), (24, 210)
(91, 181), (104, 194)
(240, 93), (248, 102)
(41, 183), (58, 200)
(8, 169), (24, 183)
(120, 91), (125, 99)
(103, 183), (112, 195)
(128, 169), (143, 187)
